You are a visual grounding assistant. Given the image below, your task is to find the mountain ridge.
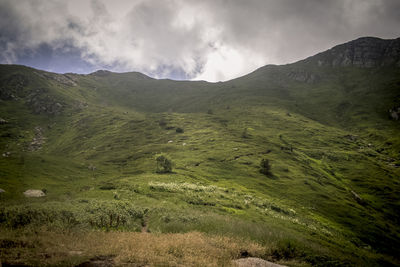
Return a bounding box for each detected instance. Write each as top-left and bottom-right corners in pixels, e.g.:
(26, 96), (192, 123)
(302, 36), (400, 68)
(5, 36), (400, 83)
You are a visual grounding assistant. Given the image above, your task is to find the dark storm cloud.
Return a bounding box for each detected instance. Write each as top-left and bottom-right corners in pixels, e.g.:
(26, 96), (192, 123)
(0, 0), (399, 81)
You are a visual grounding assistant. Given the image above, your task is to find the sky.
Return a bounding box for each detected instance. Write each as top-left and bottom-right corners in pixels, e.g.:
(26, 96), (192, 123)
(0, 0), (399, 82)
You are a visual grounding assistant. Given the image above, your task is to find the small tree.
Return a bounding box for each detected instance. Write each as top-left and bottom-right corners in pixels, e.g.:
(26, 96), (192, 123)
(259, 158), (271, 176)
(156, 155), (172, 173)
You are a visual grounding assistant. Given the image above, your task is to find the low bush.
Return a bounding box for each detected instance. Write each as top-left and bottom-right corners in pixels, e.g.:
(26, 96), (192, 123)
(156, 155), (173, 173)
(0, 201), (147, 230)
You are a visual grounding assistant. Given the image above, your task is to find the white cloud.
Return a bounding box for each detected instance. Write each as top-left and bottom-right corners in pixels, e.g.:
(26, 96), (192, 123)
(0, 0), (399, 81)
(194, 44), (264, 82)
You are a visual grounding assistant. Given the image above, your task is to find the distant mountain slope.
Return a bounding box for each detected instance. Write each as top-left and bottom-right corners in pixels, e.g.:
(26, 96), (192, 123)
(304, 37), (400, 68)
(1, 37), (400, 266)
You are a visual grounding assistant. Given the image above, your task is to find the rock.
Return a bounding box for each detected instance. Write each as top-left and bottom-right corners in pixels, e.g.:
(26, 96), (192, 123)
(34, 71), (77, 86)
(0, 74), (27, 100)
(390, 111), (399, 120)
(0, 188), (5, 193)
(182, 143), (187, 146)
(88, 164), (97, 171)
(23, 189), (46, 197)
(29, 126), (45, 151)
(309, 37), (400, 68)
(389, 106), (400, 121)
(233, 257), (287, 267)
(287, 70), (318, 83)
(77, 255), (114, 267)
(168, 140), (173, 143)
(0, 118), (8, 124)
(68, 250), (83, 256)
(344, 134), (358, 141)
(25, 88), (64, 115)
(351, 190), (365, 205)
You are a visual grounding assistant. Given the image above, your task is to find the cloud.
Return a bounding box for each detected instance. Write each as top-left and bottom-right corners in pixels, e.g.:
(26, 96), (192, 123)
(0, 0), (399, 81)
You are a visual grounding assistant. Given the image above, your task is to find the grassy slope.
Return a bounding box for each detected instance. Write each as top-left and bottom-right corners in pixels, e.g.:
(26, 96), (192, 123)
(0, 62), (399, 266)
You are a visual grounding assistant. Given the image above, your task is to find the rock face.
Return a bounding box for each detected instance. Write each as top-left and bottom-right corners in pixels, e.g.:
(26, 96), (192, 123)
(0, 71), (65, 115)
(233, 257), (287, 267)
(34, 71), (77, 87)
(25, 89), (64, 115)
(23, 189), (46, 197)
(0, 73), (28, 100)
(287, 69), (318, 83)
(307, 37), (400, 68)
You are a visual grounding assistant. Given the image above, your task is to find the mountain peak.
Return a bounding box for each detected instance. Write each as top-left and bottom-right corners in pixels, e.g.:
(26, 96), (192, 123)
(305, 36), (400, 68)
(89, 70), (113, 76)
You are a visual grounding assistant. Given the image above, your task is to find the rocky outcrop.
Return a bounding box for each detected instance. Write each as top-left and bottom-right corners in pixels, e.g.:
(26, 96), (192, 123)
(34, 71), (77, 87)
(307, 37), (400, 68)
(0, 118), (8, 124)
(29, 126), (46, 151)
(25, 89), (64, 115)
(233, 257), (287, 267)
(389, 106), (400, 121)
(351, 190), (365, 205)
(0, 73), (28, 100)
(287, 69), (318, 83)
(2, 151), (11, 157)
(0, 72), (65, 115)
(23, 189), (46, 197)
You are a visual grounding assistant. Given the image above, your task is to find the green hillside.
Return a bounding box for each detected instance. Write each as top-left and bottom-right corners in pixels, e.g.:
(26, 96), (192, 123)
(1, 37), (400, 266)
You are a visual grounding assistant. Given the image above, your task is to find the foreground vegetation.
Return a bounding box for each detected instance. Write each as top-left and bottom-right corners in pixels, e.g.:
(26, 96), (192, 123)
(1, 41), (400, 266)
(1, 230), (272, 266)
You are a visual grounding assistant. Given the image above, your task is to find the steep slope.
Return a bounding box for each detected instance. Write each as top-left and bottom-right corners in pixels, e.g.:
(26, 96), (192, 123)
(1, 37), (400, 266)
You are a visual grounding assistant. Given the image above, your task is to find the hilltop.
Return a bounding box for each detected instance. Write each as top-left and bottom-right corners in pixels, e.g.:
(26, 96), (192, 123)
(1, 37), (400, 266)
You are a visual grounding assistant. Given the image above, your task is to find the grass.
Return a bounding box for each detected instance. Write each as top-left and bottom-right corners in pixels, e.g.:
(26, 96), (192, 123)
(0, 62), (400, 266)
(0, 230), (271, 267)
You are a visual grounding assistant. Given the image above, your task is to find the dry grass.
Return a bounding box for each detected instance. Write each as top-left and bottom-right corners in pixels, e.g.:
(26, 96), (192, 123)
(0, 229), (268, 266)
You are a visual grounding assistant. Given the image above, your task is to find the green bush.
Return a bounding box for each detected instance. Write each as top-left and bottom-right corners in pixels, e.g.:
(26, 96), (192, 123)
(84, 200), (146, 229)
(259, 158), (272, 176)
(159, 119), (167, 127)
(156, 155), (173, 173)
(0, 201), (147, 230)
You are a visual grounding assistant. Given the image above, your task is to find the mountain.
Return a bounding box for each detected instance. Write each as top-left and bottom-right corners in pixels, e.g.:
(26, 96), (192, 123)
(1, 37), (400, 266)
(305, 37), (400, 68)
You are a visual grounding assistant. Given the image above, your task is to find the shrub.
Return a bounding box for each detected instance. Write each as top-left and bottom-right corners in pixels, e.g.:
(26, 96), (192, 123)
(242, 128), (249, 138)
(156, 155), (173, 173)
(272, 240), (301, 260)
(259, 158), (271, 176)
(99, 183), (117, 190)
(176, 127), (184, 133)
(159, 119), (167, 127)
